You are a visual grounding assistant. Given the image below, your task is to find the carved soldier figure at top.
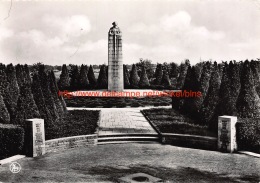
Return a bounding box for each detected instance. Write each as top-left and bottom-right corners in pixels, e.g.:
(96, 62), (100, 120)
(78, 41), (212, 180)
(109, 22), (121, 35)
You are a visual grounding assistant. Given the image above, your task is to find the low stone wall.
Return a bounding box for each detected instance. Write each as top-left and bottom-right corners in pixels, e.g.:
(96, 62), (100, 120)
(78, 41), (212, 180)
(161, 133), (217, 151)
(45, 134), (97, 153)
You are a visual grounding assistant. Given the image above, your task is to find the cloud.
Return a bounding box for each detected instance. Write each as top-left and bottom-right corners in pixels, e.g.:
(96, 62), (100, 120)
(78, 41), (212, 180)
(43, 15), (91, 38)
(128, 11), (225, 42)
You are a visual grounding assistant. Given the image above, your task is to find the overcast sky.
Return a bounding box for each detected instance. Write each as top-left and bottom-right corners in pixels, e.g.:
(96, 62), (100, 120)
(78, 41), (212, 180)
(0, 0), (259, 66)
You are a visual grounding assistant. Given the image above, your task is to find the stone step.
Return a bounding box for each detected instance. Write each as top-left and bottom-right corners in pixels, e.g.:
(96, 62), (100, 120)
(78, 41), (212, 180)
(97, 135), (160, 145)
(98, 133), (158, 138)
(97, 141), (160, 145)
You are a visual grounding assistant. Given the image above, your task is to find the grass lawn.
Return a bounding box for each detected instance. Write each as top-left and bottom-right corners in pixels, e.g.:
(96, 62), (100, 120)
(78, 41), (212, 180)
(65, 96), (171, 108)
(142, 108), (217, 137)
(45, 110), (99, 140)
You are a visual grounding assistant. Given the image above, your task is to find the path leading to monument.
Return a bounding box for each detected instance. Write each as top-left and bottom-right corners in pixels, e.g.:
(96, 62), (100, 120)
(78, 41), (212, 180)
(68, 106), (171, 143)
(98, 108), (157, 135)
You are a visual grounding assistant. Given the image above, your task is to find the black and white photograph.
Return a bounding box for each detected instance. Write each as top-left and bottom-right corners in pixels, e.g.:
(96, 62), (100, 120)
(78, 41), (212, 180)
(0, 0), (260, 182)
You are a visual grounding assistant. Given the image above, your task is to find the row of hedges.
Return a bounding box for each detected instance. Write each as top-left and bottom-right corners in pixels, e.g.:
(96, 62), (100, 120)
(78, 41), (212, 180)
(237, 118), (260, 153)
(0, 124), (24, 160)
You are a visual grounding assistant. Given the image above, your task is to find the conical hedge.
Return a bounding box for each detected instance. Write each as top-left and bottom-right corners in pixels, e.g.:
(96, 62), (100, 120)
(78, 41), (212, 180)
(58, 64), (70, 90)
(78, 64), (89, 89)
(237, 60), (260, 118)
(87, 65), (97, 88)
(129, 64), (140, 87)
(32, 74), (54, 128)
(161, 70), (171, 87)
(0, 91), (10, 124)
(139, 66), (150, 87)
(97, 65), (108, 89)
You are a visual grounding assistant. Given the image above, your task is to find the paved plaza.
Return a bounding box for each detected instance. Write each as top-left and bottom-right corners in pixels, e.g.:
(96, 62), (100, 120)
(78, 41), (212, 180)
(0, 143), (259, 182)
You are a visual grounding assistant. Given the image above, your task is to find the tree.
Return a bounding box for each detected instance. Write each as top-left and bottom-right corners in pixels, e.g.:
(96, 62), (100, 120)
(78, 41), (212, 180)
(31, 74), (54, 128)
(237, 60), (260, 118)
(194, 61), (212, 111)
(97, 65), (108, 89)
(139, 66), (150, 88)
(129, 64), (140, 87)
(78, 64), (89, 89)
(38, 65), (59, 120)
(87, 65), (97, 88)
(154, 64), (163, 85)
(176, 60), (189, 89)
(200, 62), (221, 127)
(49, 72), (64, 117)
(161, 70), (171, 87)
(58, 64), (70, 90)
(0, 92), (10, 124)
(15, 64), (25, 87)
(50, 70), (67, 113)
(0, 64), (13, 122)
(123, 65), (130, 88)
(169, 62), (179, 78)
(136, 59), (154, 79)
(228, 61), (241, 115)
(14, 84), (40, 125)
(23, 64), (32, 86)
(181, 66), (201, 121)
(70, 65), (80, 90)
(5, 64), (19, 120)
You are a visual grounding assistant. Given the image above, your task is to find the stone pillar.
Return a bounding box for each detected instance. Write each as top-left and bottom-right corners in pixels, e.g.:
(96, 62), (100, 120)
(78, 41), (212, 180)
(108, 22), (124, 91)
(24, 119), (45, 157)
(218, 116), (237, 153)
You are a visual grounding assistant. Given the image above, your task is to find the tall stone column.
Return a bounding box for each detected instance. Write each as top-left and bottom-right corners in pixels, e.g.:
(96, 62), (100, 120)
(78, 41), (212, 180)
(108, 22), (124, 91)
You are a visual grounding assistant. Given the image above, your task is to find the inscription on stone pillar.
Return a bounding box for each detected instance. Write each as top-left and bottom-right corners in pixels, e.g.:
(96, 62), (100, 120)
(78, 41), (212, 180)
(25, 119), (45, 157)
(218, 116), (237, 153)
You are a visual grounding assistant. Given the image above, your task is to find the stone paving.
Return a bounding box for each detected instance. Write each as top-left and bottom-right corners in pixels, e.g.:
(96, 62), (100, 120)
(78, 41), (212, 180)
(68, 106), (172, 136)
(98, 108), (157, 135)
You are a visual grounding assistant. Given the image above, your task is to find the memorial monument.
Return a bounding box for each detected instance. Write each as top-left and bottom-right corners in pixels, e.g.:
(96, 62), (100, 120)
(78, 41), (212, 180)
(108, 22), (124, 91)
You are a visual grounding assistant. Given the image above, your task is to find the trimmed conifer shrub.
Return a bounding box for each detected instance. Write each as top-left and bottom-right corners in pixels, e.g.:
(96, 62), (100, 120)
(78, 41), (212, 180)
(154, 64), (163, 85)
(50, 70), (67, 113)
(58, 64), (70, 90)
(123, 65), (130, 88)
(97, 65), (108, 89)
(15, 64), (25, 87)
(49, 72), (64, 117)
(139, 66), (150, 88)
(5, 64), (19, 120)
(87, 65), (97, 88)
(181, 66), (201, 122)
(169, 62), (179, 78)
(31, 74), (54, 128)
(194, 61), (212, 111)
(161, 70), (171, 87)
(228, 61), (241, 115)
(237, 60), (260, 118)
(14, 84), (40, 125)
(70, 65), (80, 90)
(129, 64), (140, 87)
(176, 61), (189, 89)
(0, 92), (10, 124)
(78, 64), (89, 89)
(200, 62), (221, 127)
(38, 65), (59, 120)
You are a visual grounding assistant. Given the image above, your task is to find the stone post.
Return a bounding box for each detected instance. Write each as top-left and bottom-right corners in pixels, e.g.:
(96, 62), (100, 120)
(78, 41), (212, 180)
(24, 119), (45, 157)
(218, 116), (237, 153)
